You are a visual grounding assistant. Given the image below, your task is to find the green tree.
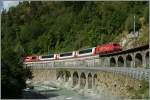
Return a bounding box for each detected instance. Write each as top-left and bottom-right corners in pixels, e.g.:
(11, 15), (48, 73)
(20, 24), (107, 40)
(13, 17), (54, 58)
(1, 46), (27, 98)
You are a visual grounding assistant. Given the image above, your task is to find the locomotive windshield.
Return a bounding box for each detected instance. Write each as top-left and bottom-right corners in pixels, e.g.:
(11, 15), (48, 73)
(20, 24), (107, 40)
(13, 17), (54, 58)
(79, 48), (92, 54)
(60, 52), (72, 57)
(113, 44), (119, 46)
(41, 54), (54, 58)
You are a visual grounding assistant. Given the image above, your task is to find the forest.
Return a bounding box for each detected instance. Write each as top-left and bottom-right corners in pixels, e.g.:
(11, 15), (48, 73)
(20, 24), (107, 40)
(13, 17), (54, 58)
(1, 1), (149, 98)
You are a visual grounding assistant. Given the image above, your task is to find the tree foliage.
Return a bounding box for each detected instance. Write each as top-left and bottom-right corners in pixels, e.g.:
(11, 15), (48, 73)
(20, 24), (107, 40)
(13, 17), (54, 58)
(2, 1), (148, 55)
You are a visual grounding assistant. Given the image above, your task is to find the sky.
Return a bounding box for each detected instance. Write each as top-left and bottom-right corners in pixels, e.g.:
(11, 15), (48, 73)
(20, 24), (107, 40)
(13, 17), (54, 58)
(0, 1), (19, 11)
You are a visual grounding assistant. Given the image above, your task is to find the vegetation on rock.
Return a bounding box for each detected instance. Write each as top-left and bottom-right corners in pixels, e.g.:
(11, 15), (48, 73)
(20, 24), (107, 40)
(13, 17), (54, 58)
(126, 79), (149, 99)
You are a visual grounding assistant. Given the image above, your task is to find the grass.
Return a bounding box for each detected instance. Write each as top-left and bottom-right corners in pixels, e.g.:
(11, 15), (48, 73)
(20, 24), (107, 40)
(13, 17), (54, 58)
(126, 79), (149, 99)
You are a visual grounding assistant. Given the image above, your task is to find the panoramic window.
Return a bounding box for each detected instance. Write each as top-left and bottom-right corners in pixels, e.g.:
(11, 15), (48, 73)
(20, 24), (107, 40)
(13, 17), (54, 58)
(41, 55), (54, 58)
(79, 48), (92, 54)
(60, 52), (72, 57)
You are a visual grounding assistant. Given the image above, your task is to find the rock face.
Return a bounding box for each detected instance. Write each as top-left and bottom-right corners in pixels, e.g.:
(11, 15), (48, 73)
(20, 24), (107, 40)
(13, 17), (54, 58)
(118, 29), (148, 49)
(119, 32), (138, 49)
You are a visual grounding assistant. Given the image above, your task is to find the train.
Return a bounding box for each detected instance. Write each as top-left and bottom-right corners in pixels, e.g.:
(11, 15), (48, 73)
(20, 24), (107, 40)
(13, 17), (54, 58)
(23, 43), (122, 62)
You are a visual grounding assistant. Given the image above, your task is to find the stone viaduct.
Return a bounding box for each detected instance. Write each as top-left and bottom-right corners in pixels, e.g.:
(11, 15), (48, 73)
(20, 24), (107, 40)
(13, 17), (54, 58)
(24, 44), (149, 97)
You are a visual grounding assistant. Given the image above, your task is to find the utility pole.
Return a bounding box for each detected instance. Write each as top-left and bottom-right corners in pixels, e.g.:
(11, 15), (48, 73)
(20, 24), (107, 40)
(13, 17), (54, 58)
(134, 15), (135, 35)
(134, 15), (138, 46)
(133, 15), (137, 47)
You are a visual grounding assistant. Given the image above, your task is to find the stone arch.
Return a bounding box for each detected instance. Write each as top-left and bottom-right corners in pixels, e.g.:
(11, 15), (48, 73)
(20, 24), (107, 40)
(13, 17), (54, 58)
(73, 71), (79, 86)
(57, 71), (64, 80)
(126, 55), (132, 67)
(110, 57), (116, 67)
(118, 56), (124, 67)
(146, 51), (149, 68)
(65, 71), (71, 82)
(93, 74), (97, 87)
(135, 53), (143, 67)
(80, 72), (86, 88)
(88, 73), (92, 89)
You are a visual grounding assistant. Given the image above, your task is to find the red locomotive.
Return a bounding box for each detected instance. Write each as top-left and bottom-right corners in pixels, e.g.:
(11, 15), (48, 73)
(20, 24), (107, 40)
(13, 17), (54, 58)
(95, 43), (122, 54)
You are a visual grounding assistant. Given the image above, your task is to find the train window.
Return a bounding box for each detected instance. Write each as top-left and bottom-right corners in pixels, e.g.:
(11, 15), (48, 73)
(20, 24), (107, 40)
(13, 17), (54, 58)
(27, 57), (30, 59)
(32, 57), (37, 59)
(60, 52), (72, 57)
(79, 48), (92, 54)
(41, 54), (54, 58)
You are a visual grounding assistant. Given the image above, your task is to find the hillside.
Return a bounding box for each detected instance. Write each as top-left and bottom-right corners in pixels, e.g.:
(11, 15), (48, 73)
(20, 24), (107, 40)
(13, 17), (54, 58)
(2, 1), (149, 56)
